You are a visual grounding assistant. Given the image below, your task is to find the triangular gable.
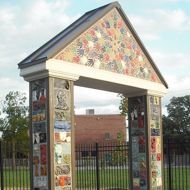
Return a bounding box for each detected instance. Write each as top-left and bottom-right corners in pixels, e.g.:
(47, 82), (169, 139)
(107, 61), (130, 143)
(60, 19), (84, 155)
(54, 8), (161, 83)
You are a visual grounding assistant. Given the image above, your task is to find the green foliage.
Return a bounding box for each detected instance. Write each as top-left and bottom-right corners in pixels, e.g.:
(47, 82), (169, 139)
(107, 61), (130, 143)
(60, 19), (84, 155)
(1, 91), (29, 142)
(118, 94), (128, 116)
(163, 95), (190, 135)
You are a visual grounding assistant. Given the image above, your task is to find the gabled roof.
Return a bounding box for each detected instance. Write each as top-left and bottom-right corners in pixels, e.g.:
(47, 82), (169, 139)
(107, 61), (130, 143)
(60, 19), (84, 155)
(18, 1), (168, 88)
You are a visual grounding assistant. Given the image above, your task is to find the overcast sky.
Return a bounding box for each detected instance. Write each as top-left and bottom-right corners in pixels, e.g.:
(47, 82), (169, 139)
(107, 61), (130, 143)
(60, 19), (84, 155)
(0, 0), (190, 115)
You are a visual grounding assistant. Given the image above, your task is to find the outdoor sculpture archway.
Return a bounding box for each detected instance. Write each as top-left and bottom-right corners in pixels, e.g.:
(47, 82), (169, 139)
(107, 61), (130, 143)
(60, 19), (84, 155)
(18, 2), (168, 190)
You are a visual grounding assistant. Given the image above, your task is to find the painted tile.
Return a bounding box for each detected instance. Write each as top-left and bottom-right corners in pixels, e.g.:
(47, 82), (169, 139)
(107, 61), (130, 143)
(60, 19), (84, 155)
(139, 144), (146, 153)
(151, 137), (156, 153)
(40, 144), (47, 165)
(157, 177), (162, 186)
(152, 178), (157, 187)
(133, 178), (140, 186)
(54, 120), (71, 132)
(157, 153), (161, 161)
(151, 129), (160, 136)
(133, 170), (140, 178)
(55, 110), (70, 121)
(33, 122), (47, 133)
(55, 89), (70, 110)
(140, 178), (146, 187)
(55, 165), (71, 175)
(40, 165), (47, 176)
(33, 176), (48, 188)
(55, 9), (161, 83)
(62, 154), (71, 165)
(55, 132), (71, 143)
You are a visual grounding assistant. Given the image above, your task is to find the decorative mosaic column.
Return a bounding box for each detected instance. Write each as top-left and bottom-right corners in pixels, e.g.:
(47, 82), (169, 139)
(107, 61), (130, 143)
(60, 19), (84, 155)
(128, 95), (163, 190)
(30, 77), (74, 190)
(148, 95), (163, 190)
(30, 78), (50, 190)
(52, 78), (74, 190)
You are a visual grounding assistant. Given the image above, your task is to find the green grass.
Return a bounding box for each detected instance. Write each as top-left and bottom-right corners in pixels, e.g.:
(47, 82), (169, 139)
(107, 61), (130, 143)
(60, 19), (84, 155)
(0, 168), (30, 188)
(1, 167), (190, 190)
(76, 168), (129, 189)
(164, 167), (190, 190)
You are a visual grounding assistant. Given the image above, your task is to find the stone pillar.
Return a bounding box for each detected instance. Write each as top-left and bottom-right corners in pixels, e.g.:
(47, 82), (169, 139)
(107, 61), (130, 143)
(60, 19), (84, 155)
(30, 77), (75, 190)
(128, 95), (163, 190)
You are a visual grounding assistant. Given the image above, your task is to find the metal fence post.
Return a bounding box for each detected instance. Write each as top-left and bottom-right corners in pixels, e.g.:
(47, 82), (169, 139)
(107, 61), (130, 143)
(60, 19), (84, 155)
(0, 141), (4, 190)
(95, 143), (100, 190)
(167, 138), (172, 190)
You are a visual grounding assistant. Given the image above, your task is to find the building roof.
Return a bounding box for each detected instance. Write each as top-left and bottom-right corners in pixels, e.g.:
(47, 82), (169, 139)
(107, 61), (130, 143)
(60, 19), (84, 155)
(18, 1), (168, 88)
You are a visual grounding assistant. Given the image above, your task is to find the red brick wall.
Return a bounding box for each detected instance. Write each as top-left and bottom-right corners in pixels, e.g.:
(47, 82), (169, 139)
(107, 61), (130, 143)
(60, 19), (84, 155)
(74, 114), (126, 144)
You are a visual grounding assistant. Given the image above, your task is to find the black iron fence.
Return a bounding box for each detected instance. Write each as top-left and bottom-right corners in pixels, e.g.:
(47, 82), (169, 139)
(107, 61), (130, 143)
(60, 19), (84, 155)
(163, 137), (190, 190)
(0, 140), (30, 190)
(1, 138), (190, 190)
(75, 142), (129, 190)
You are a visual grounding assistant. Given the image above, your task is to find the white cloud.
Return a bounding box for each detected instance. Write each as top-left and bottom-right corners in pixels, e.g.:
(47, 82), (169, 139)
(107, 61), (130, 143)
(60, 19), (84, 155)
(165, 76), (190, 92)
(0, 77), (28, 101)
(0, 0), (79, 71)
(74, 86), (121, 114)
(128, 8), (190, 39)
(141, 34), (160, 41)
(151, 52), (190, 77)
(154, 9), (190, 31)
(0, 6), (14, 23)
(162, 76), (190, 109)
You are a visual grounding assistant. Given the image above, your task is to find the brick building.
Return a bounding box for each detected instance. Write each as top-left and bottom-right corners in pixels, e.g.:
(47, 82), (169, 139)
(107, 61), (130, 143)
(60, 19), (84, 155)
(74, 114), (126, 144)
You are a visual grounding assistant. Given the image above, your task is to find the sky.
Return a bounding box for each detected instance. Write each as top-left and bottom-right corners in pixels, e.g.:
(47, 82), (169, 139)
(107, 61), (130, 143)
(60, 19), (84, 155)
(0, 0), (190, 115)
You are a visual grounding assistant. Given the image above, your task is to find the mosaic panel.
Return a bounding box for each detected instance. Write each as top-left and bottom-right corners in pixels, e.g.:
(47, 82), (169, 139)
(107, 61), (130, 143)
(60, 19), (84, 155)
(149, 96), (162, 189)
(31, 79), (48, 190)
(129, 96), (148, 190)
(55, 8), (161, 83)
(54, 79), (72, 190)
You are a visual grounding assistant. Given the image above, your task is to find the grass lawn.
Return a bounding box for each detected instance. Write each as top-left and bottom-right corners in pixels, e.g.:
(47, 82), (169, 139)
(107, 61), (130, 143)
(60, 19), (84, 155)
(76, 168), (129, 189)
(1, 167), (190, 190)
(1, 168), (30, 188)
(164, 167), (190, 190)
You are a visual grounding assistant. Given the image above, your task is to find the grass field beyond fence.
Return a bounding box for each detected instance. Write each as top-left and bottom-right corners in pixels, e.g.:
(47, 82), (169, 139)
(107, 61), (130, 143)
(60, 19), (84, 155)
(77, 168), (129, 188)
(1, 169), (30, 188)
(1, 167), (190, 190)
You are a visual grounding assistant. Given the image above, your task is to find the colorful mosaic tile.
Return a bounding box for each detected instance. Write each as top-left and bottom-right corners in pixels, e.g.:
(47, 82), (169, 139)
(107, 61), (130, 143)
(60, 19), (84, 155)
(149, 95), (162, 189)
(55, 8), (161, 83)
(31, 79), (48, 189)
(54, 79), (72, 189)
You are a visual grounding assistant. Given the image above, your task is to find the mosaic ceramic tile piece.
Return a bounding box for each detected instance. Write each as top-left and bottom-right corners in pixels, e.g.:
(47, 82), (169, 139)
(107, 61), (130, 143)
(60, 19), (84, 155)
(55, 8), (161, 83)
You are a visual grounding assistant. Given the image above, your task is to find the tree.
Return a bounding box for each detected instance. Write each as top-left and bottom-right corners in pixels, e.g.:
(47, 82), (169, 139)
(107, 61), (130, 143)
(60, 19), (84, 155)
(162, 115), (177, 135)
(118, 94), (128, 116)
(1, 91), (28, 141)
(0, 115), (4, 138)
(1, 91), (29, 168)
(163, 95), (190, 135)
